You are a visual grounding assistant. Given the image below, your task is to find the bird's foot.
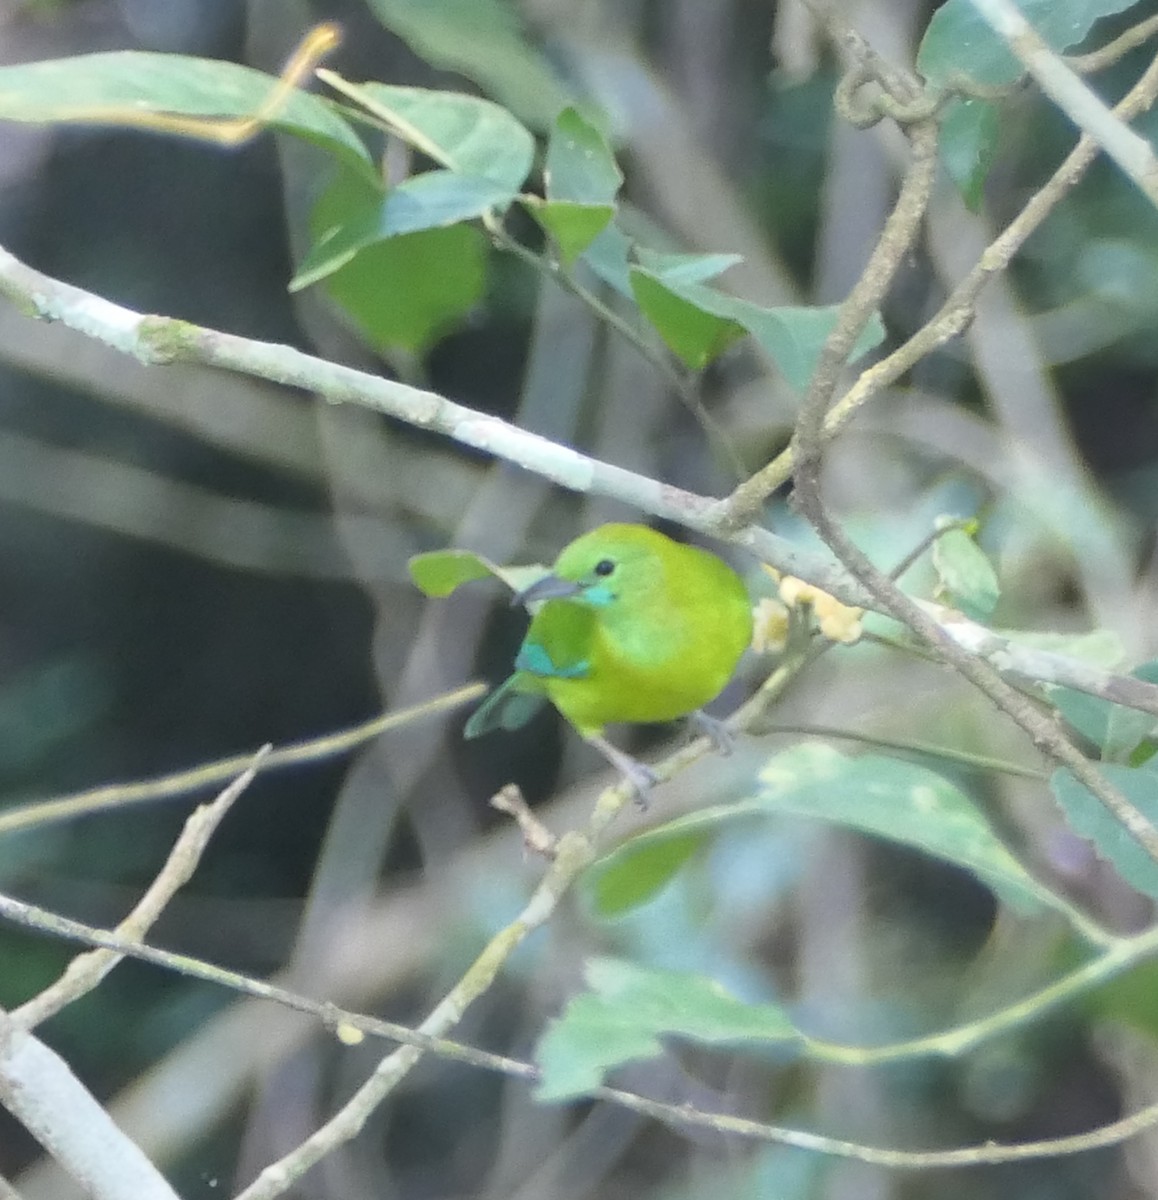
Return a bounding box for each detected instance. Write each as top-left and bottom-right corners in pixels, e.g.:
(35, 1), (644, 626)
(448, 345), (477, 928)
(689, 710), (735, 756)
(586, 734), (658, 809)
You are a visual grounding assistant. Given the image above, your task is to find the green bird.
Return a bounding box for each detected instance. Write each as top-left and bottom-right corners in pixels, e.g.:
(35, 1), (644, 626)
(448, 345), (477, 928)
(466, 523), (753, 799)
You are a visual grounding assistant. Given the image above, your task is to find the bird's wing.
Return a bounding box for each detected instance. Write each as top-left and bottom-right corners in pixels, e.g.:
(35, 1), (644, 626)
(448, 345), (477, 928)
(514, 640), (590, 679)
(517, 601), (594, 680)
(464, 675), (548, 737)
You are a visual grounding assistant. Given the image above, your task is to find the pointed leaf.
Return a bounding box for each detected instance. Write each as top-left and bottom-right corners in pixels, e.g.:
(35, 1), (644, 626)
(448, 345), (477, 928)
(585, 744), (1055, 917)
(536, 958), (801, 1100)
(940, 97), (999, 212)
(365, 0), (572, 127)
(585, 830), (705, 917)
(0, 51), (374, 181)
(545, 108), (622, 205)
(1050, 763), (1158, 898)
(408, 549), (546, 597)
(635, 247), (744, 286)
(918, 0), (1141, 88)
(931, 516), (1000, 619)
(581, 222), (634, 296)
(630, 268), (746, 369)
(524, 198), (615, 266)
(319, 75), (534, 192)
(294, 170), (511, 289)
(1050, 660), (1158, 762)
(630, 263), (885, 387)
(322, 225), (485, 353)
(751, 744), (1046, 912)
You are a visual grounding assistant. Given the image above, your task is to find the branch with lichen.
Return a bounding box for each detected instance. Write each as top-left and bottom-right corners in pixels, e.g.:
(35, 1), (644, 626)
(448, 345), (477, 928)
(1, 245), (1156, 725)
(0, 755), (268, 1200)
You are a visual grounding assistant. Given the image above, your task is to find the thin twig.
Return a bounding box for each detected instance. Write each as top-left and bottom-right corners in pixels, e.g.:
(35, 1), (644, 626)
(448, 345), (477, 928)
(13, 747), (269, 1029)
(0, 252), (1157, 719)
(725, 46), (1158, 511)
(0, 684), (483, 837)
(483, 214), (747, 480)
(786, 136), (1158, 868)
(1069, 13), (1158, 73)
(968, 0), (1158, 206)
(5, 869), (1158, 1168)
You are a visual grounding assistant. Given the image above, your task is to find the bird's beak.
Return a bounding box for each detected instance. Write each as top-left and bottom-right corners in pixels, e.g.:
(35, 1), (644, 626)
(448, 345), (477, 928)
(512, 573), (583, 607)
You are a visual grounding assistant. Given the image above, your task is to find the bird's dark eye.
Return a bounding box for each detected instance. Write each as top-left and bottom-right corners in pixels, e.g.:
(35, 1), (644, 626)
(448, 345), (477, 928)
(593, 559), (616, 577)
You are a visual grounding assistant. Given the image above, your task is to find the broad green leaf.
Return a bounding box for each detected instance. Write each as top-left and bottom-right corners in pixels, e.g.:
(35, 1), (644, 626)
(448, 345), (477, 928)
(634, 247), (744, 286)
(364, 0), (572, 127)
(307, 166), (485, 346)
(580, 222), (634, 296)
(322, 224), (485, 354)
(319, 75), (535, 192)
(997, 627), (1125, 669)
(0, 52), (374, 182)
(751, 745), (1045, 912)
(917, 0), (1141, 88)
(536, 958), (801, 1100)
(629, 268), (746, 369)
(294, 170), (512, 289)
(630, 264), (885, 387)
(931, 516), (1000, 619)
(409, 549), (545, 597)
(1050, 763), (1158, 898)
(585, 830), (704, 917)
(544, 108), (622, 205)
(1050, 660), (1158, 762)
(940, 98), (999, 211)
(409, 550), (497, 597)
(585, 744), (1050, 917)
(523, 108), (623, 264)
(524, 199), (615, 266)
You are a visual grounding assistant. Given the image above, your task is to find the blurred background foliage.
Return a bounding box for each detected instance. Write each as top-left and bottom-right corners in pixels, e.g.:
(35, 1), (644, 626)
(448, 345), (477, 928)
(2, 0), (1158, 1198)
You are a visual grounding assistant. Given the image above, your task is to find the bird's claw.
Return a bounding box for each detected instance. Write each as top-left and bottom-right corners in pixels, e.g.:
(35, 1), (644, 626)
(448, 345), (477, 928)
(689, 710), (735, 756)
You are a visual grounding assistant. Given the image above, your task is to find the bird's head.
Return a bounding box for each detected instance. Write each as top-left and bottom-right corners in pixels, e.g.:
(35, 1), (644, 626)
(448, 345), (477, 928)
(512, 524), (668, 611)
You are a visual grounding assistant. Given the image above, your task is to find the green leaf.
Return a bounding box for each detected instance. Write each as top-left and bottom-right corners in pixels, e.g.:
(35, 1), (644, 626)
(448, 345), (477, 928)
(0, 52), (374, 182)
(321, 77), (535, 192)
(585, 744), (1051, 917)
(629, 268), (746, 369)
(585, 831), (704, 917)
(997, 627), (1126, 668)
(524, 199), (615, 266)
(364, 0), (572, 127)
(750, 745), (1046, 912)
(409, 550), (498, 597)
(544, 108), (622, 205)
(1050, 763), (1158, 898)
(917, 0), (1141, 88)
(408, 549), (546, 597)
(629, 263), (885, 387)
(522, 108), (624, 264)
(580, 222), (635, 296)
(940, 98), (999, 211)
(322, 224), (485, 354)
(294, 169), (512, 290)
(931, 516), (1000, 619)
(634, 247), (744, 285)
(536, 958), (801, 1100)
(1050, 661), (1158, 763)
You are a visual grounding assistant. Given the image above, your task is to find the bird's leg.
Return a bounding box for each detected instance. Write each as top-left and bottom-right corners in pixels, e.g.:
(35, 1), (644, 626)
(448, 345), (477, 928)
(585, 734), (658, 808)
(688, 710), (735, 756)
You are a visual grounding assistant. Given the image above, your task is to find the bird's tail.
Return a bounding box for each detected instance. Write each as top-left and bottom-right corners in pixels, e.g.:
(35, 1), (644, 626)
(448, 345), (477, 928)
(464, 675), (547, 737)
